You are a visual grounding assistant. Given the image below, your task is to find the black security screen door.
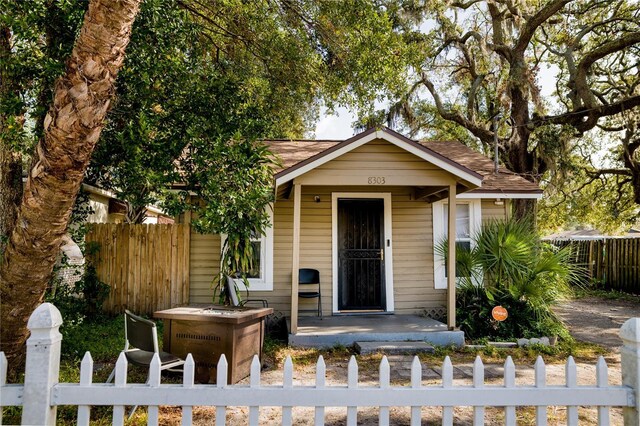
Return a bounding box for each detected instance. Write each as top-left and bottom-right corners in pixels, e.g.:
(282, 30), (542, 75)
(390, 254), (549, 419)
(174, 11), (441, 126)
(338, 199), (386, 311)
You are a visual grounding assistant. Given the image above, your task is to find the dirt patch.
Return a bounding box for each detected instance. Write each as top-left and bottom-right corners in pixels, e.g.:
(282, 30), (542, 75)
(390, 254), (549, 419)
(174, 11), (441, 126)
(554, 296), (640, 350)
(153, 355), (624, 425)
(142, 296), (637, 425)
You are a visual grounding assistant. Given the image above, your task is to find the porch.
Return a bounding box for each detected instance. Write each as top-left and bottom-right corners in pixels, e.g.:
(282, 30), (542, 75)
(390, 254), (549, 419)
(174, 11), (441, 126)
(287, 314), (465, 348)
(272, 130), (484, 335)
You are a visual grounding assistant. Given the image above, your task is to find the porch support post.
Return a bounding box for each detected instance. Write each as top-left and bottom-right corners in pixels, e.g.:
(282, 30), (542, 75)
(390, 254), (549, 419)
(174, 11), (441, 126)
(447, 184), (457, 329)
(290, 183), (302, 334)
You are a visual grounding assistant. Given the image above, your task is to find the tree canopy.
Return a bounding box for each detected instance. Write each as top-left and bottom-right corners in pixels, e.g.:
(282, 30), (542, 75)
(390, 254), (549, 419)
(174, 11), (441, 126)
(0, 0), (418, 364)
(3, 0), (415, 225)
(373, 0), (640, 225)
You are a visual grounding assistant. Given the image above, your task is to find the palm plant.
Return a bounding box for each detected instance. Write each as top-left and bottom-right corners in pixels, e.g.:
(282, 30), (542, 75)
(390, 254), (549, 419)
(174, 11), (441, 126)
(438, 219), (579, 339)
(475, 220), (577, 317)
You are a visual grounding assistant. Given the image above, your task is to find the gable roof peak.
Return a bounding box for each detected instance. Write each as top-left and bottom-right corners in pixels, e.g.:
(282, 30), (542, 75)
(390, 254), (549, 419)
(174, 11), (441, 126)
(271, 127), (484, 187)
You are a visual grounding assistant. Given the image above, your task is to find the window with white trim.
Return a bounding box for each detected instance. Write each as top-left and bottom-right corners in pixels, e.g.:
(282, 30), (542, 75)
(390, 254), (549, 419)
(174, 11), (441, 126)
(246, 234), (264, 279)
(444, 203), (472, 257)
(433, 200), (481, 289)
(228, 206), (274, 291)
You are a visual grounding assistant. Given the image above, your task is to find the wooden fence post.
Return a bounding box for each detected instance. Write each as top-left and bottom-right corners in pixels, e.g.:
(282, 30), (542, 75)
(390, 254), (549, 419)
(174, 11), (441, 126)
(21, 303), (63, 426)
(621, 318), (640, 425)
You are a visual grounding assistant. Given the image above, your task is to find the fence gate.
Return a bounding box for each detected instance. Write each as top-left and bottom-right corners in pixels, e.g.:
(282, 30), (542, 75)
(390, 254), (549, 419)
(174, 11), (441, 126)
(86, 223), (190, 314)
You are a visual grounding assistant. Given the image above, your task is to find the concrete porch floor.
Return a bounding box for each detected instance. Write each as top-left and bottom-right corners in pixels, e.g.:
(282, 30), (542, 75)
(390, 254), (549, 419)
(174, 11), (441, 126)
(287, 314), (465, 348)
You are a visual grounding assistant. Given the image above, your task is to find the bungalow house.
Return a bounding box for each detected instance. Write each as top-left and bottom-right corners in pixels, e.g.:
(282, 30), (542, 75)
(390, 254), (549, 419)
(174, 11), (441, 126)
(187, 127), (541, 345)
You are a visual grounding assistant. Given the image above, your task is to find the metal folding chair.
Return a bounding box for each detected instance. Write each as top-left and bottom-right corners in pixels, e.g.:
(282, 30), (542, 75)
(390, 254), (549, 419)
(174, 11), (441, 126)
(225, 275), (269, 308)
(107, 310), (185, 417)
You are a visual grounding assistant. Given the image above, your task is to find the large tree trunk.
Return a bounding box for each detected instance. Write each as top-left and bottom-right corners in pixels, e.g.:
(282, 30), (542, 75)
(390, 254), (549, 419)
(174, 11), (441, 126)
(512, 198), (537, 223)
(0, 149), (22, 251)
(504, 55), (545, 222)
(0, 0), (140, 367)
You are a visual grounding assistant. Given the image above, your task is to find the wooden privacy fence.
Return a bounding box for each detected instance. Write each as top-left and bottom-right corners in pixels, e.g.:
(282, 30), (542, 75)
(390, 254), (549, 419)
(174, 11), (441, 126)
(2, 303), (640, 426)
(86, 223), (190, 314)
(547, 238), (640, 293)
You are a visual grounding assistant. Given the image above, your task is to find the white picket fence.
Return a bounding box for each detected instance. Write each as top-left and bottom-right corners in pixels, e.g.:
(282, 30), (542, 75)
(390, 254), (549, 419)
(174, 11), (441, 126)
(1, 303), (640, 425)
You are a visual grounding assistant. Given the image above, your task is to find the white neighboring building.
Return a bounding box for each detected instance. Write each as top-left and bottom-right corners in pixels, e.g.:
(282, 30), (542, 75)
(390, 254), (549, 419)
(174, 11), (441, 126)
(83, 184), (172, 224)
(55, 184), (173, 289)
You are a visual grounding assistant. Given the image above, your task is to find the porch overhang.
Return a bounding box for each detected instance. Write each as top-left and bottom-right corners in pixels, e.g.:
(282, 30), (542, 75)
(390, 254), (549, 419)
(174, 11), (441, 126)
(413, 183), (472, 203)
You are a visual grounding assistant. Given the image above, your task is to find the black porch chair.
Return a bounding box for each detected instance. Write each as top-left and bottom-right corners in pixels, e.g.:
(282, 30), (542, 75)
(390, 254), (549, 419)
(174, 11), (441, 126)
(298, 268), (322, 317)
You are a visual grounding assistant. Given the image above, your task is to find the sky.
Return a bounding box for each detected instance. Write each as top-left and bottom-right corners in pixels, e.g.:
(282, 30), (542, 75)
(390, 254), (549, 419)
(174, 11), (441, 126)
(314, 106), (357, 139)
(315, 8), (563, 140)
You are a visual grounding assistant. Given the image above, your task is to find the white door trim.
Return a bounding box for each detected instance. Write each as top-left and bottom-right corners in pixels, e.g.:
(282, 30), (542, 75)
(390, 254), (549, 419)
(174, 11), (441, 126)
(331, 192), (394, 313)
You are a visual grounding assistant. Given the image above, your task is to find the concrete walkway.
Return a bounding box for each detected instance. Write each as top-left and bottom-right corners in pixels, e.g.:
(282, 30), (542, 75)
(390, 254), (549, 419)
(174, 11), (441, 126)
(553, 296), (640, 350)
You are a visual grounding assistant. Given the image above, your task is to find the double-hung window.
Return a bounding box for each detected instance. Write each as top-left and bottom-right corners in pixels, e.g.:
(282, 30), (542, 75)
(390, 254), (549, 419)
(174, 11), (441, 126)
(433, 200), (481, 289)
(444, 203), (472, 254)
(245, 233), (264, 280)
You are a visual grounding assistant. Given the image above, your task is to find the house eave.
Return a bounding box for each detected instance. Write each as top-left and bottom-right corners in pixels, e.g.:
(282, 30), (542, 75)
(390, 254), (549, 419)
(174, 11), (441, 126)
(82, 183), (168, 215)
(458, 191), (543, 200)
(274, 128), (484, 189)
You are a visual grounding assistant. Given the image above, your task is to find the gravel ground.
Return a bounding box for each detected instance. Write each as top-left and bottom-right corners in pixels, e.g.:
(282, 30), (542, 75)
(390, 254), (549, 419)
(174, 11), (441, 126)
(152, 296), (638, 425)
(554, 296), (640, 350)
(157, 356), (624, 425)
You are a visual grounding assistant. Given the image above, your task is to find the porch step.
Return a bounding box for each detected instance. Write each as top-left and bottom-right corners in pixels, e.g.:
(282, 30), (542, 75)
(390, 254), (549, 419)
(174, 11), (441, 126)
(288, 314), (465, 348)
(355, 341), (435, 355)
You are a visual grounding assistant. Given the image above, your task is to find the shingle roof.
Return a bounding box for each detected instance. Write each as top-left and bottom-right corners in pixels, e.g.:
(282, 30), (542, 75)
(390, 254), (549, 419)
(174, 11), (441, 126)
(264, 129), (541, 195)
(419, 141), (541, 194)
(267, 140), (341, 172)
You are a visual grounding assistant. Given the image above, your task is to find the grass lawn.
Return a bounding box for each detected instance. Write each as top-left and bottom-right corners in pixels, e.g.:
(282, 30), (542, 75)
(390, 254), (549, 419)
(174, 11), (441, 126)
(574, 287), (640, 303)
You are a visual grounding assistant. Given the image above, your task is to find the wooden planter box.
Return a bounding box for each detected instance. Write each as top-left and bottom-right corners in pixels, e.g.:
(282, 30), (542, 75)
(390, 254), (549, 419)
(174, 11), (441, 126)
(154, 305), (272, 384)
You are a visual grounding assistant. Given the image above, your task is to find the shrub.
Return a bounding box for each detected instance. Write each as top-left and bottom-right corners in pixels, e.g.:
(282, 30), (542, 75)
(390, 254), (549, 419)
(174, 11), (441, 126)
(46, 242), (110, 323)
(456, 281), (569, 340)
(46, 241), (112, 362)
(442, 219), (577, 341)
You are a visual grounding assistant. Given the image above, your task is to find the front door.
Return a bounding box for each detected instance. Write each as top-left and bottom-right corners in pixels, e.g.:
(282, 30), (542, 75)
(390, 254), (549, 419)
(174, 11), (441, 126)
(337, 199), (386, 311)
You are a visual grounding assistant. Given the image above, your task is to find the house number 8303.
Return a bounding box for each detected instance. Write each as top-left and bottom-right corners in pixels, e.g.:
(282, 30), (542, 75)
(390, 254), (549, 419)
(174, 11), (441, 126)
(368, 177), (385, 184)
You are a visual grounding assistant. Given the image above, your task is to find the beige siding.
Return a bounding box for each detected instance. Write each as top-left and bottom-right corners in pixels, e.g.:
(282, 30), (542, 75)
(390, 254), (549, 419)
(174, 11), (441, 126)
(287, 197), (507, 315)
(189, 232), (221, 304)
(187, 196), (515, 314)
(87, 194), (110, 223)
(250, 188), (334, 315)
(481, 199), (509, 222)
(186, 138), (513, 316)
(252, 186), (448, 316)
(389, 188), (446, 313)
(296, 140), (456, 187)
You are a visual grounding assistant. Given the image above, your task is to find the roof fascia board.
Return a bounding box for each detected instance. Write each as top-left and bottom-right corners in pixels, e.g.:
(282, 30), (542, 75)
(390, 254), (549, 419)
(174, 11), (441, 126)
(458, 192), (543, 200)
(274, 130), (379, 187)
(379, 131), (482, 186)
(275, 129), (483, 187)
(82, 183), (118, 199)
